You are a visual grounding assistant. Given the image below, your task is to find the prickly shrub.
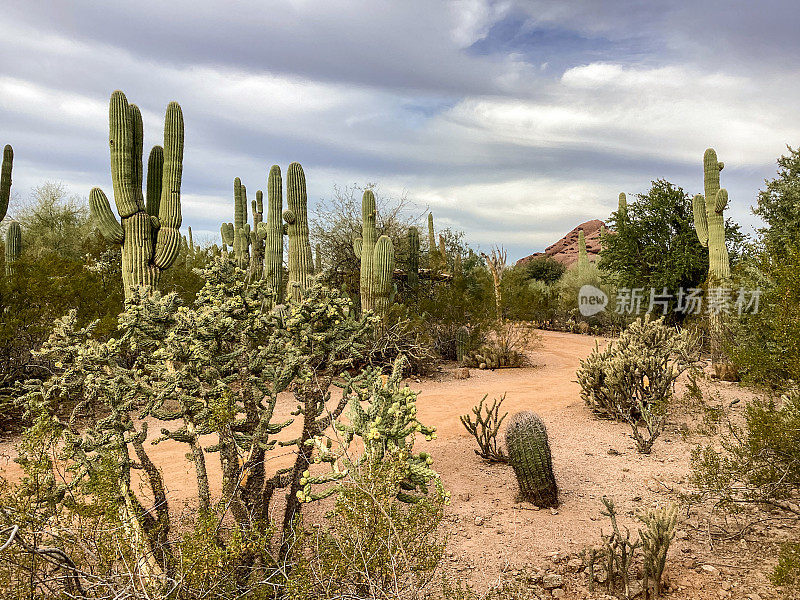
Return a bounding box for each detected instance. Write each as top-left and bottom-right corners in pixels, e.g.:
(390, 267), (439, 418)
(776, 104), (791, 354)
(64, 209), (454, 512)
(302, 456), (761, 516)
(460, 394), (508, 463)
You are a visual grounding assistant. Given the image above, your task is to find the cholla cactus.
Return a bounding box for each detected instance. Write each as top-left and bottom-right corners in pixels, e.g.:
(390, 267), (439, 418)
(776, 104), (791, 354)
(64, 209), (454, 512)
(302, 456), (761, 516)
(505, 411), (558, 507)
(1, 144), (12, 223)
(638, 503), (678, 597)
(89, 90), (184, 298)
(337, 356), (445, 504)
(5, 220), (21, 275)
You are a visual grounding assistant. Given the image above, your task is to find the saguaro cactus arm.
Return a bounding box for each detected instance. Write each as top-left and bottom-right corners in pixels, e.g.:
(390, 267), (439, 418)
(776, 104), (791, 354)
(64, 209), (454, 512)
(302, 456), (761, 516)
(89, 188), (125, 243)
(153, 102), (184, 269)
(692, 194), (709, 247)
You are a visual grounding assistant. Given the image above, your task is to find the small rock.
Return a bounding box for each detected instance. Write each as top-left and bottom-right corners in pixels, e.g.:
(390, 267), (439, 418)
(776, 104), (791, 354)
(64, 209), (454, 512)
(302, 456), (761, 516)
(628, 580), (644, 598)
(566, 558), (583, 572)
(676, 529), (688, 540)
(748, 594), (762, 600)
(458, 493), (471, 502)
(551, 589), (565, 599)
(542, 573), (563, 590)
(474, 516), (484, 526)
(454, 367), (471, 380)
(607, 448), (620, 455)
(550, 507), (559, 515)
(701, 564), (717, 573)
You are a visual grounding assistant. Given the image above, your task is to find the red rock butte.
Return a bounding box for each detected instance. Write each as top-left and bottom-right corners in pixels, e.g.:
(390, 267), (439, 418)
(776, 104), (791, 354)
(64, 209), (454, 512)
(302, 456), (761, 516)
(516, 219), (607, 268)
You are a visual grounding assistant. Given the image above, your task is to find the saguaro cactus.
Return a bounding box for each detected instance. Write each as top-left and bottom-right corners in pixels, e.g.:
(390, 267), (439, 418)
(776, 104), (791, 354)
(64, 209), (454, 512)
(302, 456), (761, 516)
(263, 165), (284, 302)
(456, 326), (469, 363)
(407, 226), (420, 290)
(693, 148), (730, 280)
(356, 190), (378, 312)
(693, 148), (733, 378)
(5, 221), (21, 276)
(373, 235), (395, 315)
(249, 189), (265, 276)
(505, 411), (558, 508)
(90, 91), (184, 298)
(284, 162), (313, 301)
(577, 229), (588, 270)
(1, 144), (12, 223)
(427, 212), (438, 269)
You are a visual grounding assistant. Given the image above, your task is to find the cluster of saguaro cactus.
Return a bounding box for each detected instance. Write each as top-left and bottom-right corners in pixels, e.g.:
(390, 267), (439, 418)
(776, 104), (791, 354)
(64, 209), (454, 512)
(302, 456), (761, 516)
(505, 411), (558, 508)
(353, 190), (395, 314)
(89, 91), (184, 298)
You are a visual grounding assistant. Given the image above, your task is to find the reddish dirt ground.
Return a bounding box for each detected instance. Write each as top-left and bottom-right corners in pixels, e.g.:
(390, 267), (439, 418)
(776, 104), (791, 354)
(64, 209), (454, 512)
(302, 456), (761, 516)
(0, 330), (794, 599)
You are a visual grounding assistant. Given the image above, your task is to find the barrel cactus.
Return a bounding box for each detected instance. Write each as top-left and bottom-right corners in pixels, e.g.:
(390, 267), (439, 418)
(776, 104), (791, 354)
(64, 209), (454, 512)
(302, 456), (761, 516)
(1, 144), (12, 223)
(284, 162), (313, 301)
(505, 411), (558, 508)
(5, 221), (21, 276)
(89, 90), (184, 298)
(262, 165), (284, 303)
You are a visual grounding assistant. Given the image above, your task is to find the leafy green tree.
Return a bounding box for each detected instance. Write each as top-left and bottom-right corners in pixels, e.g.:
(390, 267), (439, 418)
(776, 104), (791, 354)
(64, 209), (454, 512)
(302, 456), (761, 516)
(521, 256), (566, 284)
(753, 146), (800, 254)
(600, 179), (745, 322)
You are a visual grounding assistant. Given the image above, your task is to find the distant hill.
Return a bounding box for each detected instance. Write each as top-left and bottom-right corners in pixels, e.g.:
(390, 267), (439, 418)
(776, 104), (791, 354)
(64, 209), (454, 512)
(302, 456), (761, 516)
(516, 219), (606, 268)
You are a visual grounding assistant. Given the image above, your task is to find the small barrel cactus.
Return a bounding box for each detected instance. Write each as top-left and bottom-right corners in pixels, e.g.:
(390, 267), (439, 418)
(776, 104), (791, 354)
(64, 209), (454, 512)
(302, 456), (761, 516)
(505, 411), (558, 508)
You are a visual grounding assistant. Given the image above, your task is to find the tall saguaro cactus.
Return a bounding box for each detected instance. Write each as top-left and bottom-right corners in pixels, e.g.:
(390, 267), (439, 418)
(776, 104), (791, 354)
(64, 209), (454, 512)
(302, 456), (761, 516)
(407, 226), (420, 290)
(373, 235), (395, 315)
(693, 148), (733, 378)
(427, 212), (438, 269)
(5, 221), (21, 276)
(284, 162), (313, 301)
(90, 91), (184, 298)
(577, 229), (588, 270)
(1, 144), (12, 223)
(262, 165), (284, 303)
(355, 190), (378, 312)
(693, 148), (730, 280)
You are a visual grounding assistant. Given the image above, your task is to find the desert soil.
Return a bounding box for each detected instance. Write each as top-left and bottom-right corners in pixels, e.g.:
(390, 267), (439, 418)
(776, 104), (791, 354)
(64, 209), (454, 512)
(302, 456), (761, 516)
(0, 330), (794, 599)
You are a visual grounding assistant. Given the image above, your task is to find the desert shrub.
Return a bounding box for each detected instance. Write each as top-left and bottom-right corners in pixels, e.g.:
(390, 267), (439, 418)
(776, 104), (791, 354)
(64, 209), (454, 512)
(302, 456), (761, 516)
(366, 303), (437, 374)
(521, 256), (566, 285)
(462, 321), (538, 370)
(577, 315), (698, 422)
(556, 261), (620, 331)
(286, 456), (446, 600)
(691, 391), (800, 518)
(500, 265), (558, 323)
(771, 542), (800, 589)
(460, 394), (508, 463)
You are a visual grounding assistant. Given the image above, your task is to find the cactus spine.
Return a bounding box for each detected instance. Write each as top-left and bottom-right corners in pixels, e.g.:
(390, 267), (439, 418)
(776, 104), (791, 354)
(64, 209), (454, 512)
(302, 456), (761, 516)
(263, 165), (284, 303)
(5, 221), (21, 276)
(357, 190), (378, 312)
(90, 91), (184, 298)
(373, 235), (395, 315)
(505, 411), (558, 508)
(1, 144), (12, 223)
(407, 226), (420, 290)
(284, 162), (313, 301)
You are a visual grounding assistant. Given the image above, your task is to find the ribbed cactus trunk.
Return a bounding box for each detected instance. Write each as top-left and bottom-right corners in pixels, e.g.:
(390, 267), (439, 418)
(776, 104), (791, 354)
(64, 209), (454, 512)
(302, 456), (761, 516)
(427, 212), (437, 269)
(284, 162), (313, 301)
(5, 221), (21, 276)
(439, 234), (447, 268)
(89, 91), (183, 298)
(249, 189), (265, 278)
(456, 326), (469, 364)
(407, 227), (420, 290)
(1, 144), (12, 223)
(263, 165), (284, 303)
(693, 148), (733, 378)
(505, 411), (558, 508)
(233, 178), (251, 269)
(373, 235), (395, 316)
(358, 190), (378, 312)
(577, 229), (588, 270)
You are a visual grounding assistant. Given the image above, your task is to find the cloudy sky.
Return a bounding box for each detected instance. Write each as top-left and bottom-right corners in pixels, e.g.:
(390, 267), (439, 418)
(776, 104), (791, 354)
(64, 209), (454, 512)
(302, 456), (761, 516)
(1, 1), (798, 260)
